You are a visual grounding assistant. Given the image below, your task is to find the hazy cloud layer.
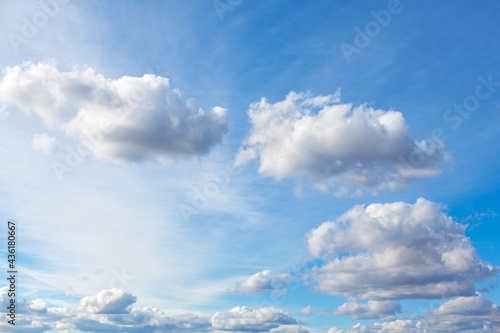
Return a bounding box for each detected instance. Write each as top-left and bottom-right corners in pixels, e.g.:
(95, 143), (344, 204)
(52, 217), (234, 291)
(229, 270), (292, 294)
(235, 91), (449, 194)
(0, 61), (228, 163)
(307, 198), (497, 299)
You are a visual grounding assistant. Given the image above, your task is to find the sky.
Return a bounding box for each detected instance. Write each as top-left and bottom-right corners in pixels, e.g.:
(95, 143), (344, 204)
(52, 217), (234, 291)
(0, 0), (499, 332)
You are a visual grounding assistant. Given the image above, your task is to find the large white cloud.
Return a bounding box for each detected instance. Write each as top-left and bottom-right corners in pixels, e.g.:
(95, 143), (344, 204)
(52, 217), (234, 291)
(235, 91), (450, 194)
(0, 61), (228, 163)
(307, 198), (497, 299)
(334, 300), (402, 320)
(211, 306), (297, 332)
(229, 270), (292, 294)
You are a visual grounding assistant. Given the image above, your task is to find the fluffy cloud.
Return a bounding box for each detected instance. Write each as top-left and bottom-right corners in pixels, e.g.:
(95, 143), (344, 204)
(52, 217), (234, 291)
(211, 306), (297, 332)
(307, 198), (497, 299)
(424, 294), (500, 332)
(0, 61), (228, 163)
(229, 270), (292, 294)
(31, 133), (58, 155)
(328, 294), (500, 332)
(79, 288), (136, 314)
(334, 300), (402, 320)
(235, 91), (449, 194)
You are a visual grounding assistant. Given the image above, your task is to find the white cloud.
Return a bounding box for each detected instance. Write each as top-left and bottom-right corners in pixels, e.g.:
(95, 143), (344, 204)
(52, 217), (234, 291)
(328, 294), (500, 332)
(235, 91), (450, 194)
(0, 61), (228, 163)
(298, 305), (313, 316)
(307, 198), (497, 299)
(328, 320), (424, 333)
(273, 326), (309, 333)
(211, 306), (297, 332)
(229, 270), (292, 294)
(79, 288), (136, 314)
(425, 293), (500, 332)
(334, 299), (402, 320)
(31, 133), (58, 155)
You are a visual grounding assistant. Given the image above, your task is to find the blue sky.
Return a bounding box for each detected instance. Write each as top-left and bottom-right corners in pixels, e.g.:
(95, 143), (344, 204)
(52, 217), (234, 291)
(0, 1), (499, 332)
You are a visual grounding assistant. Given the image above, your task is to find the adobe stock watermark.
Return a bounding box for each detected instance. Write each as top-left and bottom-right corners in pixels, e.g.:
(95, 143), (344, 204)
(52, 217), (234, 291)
(213, 0), (243, 22)
(398, 73), (499, 172)
(340, 0), (407, 63)
(6, 0), (71, 53)
(179, 163), (241, 223)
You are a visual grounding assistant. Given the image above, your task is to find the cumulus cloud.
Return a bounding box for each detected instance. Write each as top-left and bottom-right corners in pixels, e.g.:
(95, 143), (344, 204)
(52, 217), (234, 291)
(235, 91), (450, 194)
(211, 306), (297, 332)
(0, 61), (228, 163)
(307, 198), (497, 299)
(334, 300), (402, 320)
(31, 133), (58, 155)
(229, 270), (292, 294)
(425, 293), (500, 332)
(328, 294), (500, 332)
(79, 288), (136, 314)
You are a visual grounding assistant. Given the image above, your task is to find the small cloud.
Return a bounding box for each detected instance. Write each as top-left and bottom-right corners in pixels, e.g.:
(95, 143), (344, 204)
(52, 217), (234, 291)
(211, 306), (297, 332)
(32, 133), (58, 155)
(229, 270), (292, 294)
(299, 305), (313, 316)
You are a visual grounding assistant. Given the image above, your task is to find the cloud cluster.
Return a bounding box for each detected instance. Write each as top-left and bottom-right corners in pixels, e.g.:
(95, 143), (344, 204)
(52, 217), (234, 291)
(211, 306), (297, 332)
(0, 61), (228, 163)
(79, 288), (136, 314)
(235, 91), (449, 194)
(328, 294), (500, 332)
(307, 198), (497, 299)
(229, 270), (292, 294)
(0, 287), (299, 333)
(334, 300), (402, 320)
